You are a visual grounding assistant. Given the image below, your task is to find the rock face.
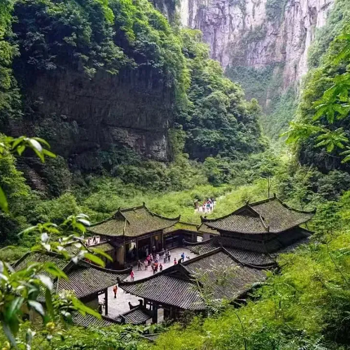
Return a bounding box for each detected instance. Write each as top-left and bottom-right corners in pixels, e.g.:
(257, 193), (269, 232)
(15, 68), (174, 170)
(180, 0), (334, 89)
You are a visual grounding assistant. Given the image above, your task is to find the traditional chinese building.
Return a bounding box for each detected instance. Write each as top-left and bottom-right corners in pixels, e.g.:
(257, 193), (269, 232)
(188, 196), (314, 267)
(118, 197), (315, 322)
(88, 204), (180, 267)
(13, 252), (130, 315)
(119, 247), (266, 321)
(163, 221), (219, 249)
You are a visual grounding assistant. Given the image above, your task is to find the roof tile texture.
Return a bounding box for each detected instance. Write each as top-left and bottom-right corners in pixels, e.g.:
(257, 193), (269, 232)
(205, 198), (313, 234)
(90, 207), (178, 237)
(121, 274), (206, 310)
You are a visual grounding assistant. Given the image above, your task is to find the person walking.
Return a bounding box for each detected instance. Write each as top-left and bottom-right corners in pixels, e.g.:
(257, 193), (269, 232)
(181, 252), (185, 261)
(160, 263), (163, 272)
(130, 270), (135, 281)
(113, 285), (118, 299)
(174, 258), (177, 265)
(137, 260), (142, 271)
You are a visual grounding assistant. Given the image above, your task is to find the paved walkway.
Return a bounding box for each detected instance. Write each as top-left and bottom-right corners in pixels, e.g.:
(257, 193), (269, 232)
(99, 247), (197, 319)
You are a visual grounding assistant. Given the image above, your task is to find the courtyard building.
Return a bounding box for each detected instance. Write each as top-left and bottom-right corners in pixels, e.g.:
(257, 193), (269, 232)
(88, 204), (180, 267)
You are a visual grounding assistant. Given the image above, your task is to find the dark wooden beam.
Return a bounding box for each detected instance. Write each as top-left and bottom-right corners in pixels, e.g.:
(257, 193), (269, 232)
(105, 289), (108, 316)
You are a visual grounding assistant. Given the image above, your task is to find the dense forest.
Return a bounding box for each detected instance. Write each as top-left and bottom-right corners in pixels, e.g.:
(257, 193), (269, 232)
(2, 0), (350, 349)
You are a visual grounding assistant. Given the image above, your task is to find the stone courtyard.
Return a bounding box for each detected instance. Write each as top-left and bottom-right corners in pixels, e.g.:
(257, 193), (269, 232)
(99, 247), (197, 318)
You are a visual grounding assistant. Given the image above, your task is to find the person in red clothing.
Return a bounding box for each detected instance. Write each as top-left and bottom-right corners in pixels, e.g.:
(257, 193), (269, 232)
(130, 270), (135, 281)
(113, 285), (118, 299)
(174, 258), (177, 265)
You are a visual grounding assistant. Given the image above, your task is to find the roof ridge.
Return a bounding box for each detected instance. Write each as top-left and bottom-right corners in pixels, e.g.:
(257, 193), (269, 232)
(178, 221), (198, 227)
(144, 205), (181, 221)
(182, 247), (223, 266)
(275, 197), (316, 214)
(119, 205), (145, 212)
(78, 260), (132, 275)
(248, 197), (275, 207)
(249, 196), (316, 214)
(12, 251), (32, 268)
(119, 304), (152, 318)
(221, 247), (270, 270)
(201, 207), (241, 223)
(258, 213), (270, 232)
(202, 202), (265, 224)
(89, 216), (114, 228)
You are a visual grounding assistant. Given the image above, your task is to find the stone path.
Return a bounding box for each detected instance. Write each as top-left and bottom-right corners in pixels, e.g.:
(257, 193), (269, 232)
(99, 247), (197, 318)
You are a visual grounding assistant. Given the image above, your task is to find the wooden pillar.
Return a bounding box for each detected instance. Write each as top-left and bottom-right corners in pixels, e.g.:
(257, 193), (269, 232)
(135, 238), (138, 259)
(105, 289), (108, 316)
(161, 232), (164, 250)
(124, 238), (127, 264)
(192, 233), (196, 243)
(152, 302), (158, 323)
(116, 244), (125, 266)
(150, 236), (153, 253)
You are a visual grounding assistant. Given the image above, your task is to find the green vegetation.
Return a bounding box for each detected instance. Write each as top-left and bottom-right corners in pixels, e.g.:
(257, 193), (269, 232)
(262, 88), (298, 141)
(3, 0), (350, 348)
(152, 209), (350, 349)
(5, 0), (263, 167)
(179, 30), (264, 160)
(285, 25), (350, 172)
(226, 63), (296, 142)
(308, 0), (350, 69)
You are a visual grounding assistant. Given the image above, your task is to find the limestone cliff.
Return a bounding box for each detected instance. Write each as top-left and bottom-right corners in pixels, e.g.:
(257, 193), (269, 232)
(12, 67), (174, 171)
(180, 0), (334, 91)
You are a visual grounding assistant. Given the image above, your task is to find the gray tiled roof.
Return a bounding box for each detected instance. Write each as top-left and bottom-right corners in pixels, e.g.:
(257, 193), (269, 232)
(186, 240), (217, 255)
(224, 247), (275, 266)
(204, 197), (314, 234)
(89, 242), (114, 252)
(120, 274), (206, 310)
(186, 228), (312, 266)
(89, 205), (179, 237)
(72, 313), (118, 327)
(13, 252), (69, 272)
(183, 250), (266, 300)
(120, 248), (267, 310)
(251, 199), (314, 233)
(206, 215), (265, 234)
(186, 239), (275, 265)
(57, 262), (130, 298)
(14, 252), (130, 300)
(197, 224), (219, 235)
(120, 306), (152, 325)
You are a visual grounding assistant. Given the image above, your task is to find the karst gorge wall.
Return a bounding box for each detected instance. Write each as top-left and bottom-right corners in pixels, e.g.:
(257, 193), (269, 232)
(5, 0), (336, 180)
(177, 0), (335, 137)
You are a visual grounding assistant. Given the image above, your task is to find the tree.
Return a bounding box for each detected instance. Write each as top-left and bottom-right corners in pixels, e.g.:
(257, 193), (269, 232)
(0, 135), (111, 348)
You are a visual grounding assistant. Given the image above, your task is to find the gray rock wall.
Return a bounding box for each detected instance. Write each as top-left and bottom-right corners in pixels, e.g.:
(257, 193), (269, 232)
(180, 0), (334, 90)
(16, 68), (174, 169)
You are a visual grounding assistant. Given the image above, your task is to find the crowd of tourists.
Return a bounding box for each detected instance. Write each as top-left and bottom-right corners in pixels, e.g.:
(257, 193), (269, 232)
(135, 250), (173, 274)
(194, 198), (216, 213)
(128, 250), (192, 279)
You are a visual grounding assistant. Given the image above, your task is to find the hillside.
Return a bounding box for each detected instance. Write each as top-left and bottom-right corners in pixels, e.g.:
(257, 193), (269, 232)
(179, 0), (335, 139)
(1, 0), (264, 179)
(1, 0), (350, 349)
